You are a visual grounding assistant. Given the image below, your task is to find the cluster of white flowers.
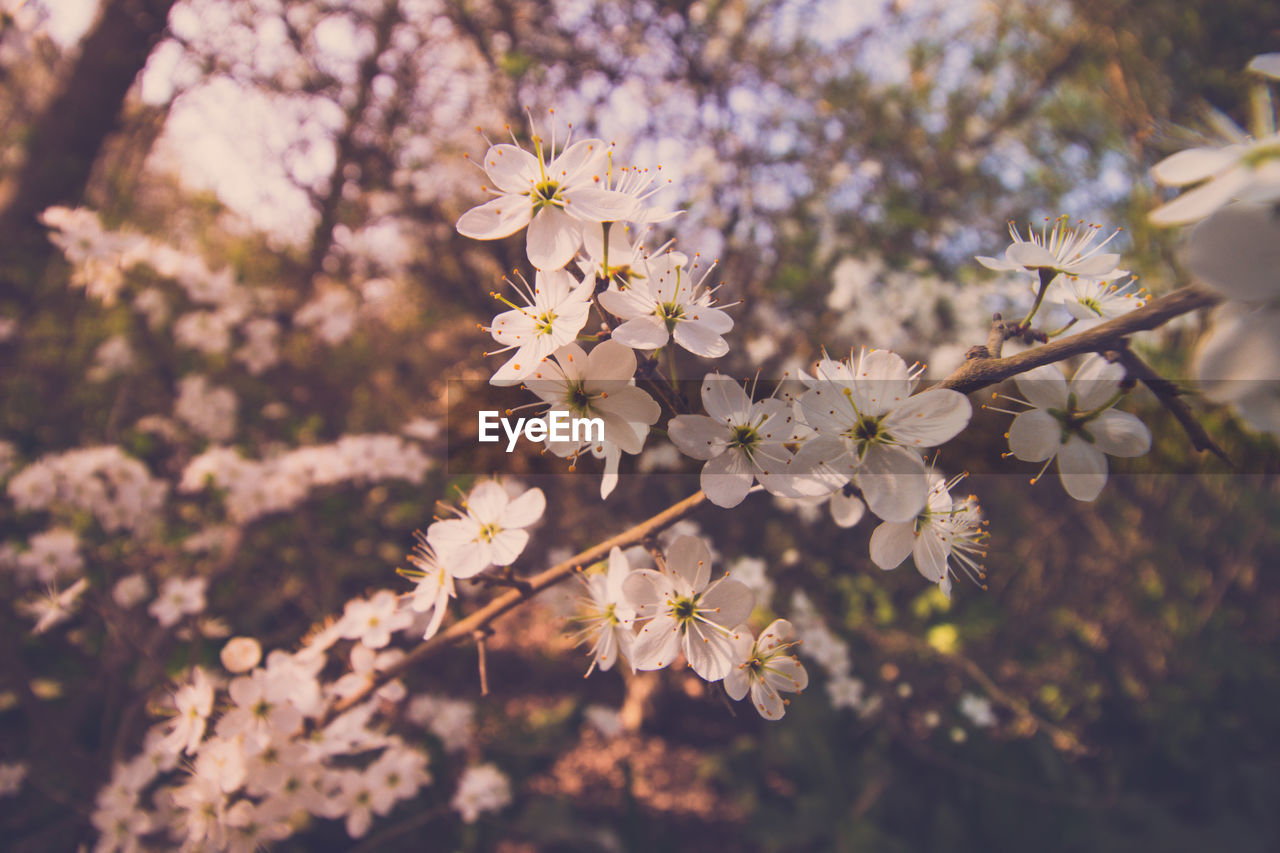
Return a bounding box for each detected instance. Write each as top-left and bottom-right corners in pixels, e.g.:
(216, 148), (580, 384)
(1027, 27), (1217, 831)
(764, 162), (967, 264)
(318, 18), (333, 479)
(180, 434), (431, 523)
(7, 446), (168, 536)
(789, 591), (873, 714)
(175, 374), (239, 443)
(1148, 54), (1280, 436)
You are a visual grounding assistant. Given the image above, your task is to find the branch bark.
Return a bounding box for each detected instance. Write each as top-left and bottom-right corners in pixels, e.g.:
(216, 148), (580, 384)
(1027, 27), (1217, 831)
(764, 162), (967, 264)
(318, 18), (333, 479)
(934, 284), (1221, 395)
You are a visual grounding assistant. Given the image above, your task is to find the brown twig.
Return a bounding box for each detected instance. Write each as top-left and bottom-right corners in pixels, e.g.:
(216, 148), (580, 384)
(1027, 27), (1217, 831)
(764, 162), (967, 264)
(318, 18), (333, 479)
(1113, 344), (1233, 466)
(325, 490), (709, 719)
(935, 285), (1221, 395)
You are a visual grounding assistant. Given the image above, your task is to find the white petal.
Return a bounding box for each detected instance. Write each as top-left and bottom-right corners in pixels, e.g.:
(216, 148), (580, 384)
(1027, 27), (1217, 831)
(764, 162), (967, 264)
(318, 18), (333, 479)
(456, 196), (532, 240)
(869, 521), (914, 570)
(1071, 354), (1125, 411)
(611, 316), (670, 350)
(688, 306), (733, 335)
(1149, 168), (1249, 226)
(700, 449), (755, 508)
(585, 339), (638, 381)
(830, 491), (866, 528)
(669, 415), (728, 461)
(488, 529), (529, 566)
(466, 481), (509, 520)
(1007, 409), (1060, 462)
(631, 615), (682, 670)
(502, 487), (546, 528)
(667, 535), (712, 591)
(1014, 363), (1069, 410)
(858, 445), (928, 522)
(1067, 252), (1121, 277)
(564, 187), (640, 223)
(622, 570), (667, 618)
(550, 138), (608, 184)
(1248, 53), (1280, 80)
(481, 144), (538, 193)
(1185, 201), (1280, 302)
(1056, 436), (1108, 501)
(526, 207), (581, 270)
(700, 374), (750, 424)
(1006, 241), (1058, 268)
(673, 320), (730, 358)
(700, 578), (755, 628)
(750, 679), (786, 720)
(912, 529), (949, 583)
(884, 389), (971, 448)
(976, 254), (1018, 272)
(683, 622), (737, 682)
(1150, 146), (1239, 186)
(1088, 409), (1151, 458)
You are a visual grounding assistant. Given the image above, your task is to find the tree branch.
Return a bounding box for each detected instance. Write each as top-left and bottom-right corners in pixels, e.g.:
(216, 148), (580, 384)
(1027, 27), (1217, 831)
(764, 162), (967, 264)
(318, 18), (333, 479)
(934, 284), (1221, 395)
(327, 489), (708, 718)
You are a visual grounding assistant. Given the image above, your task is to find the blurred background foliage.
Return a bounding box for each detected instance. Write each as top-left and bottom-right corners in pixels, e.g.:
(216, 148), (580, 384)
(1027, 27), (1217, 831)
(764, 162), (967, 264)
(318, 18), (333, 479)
(1, 0), (1278, 850)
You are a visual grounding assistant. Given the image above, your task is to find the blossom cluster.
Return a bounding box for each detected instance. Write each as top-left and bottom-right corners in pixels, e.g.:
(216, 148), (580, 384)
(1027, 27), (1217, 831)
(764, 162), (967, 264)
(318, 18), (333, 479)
(1147, 53), (1280, 436)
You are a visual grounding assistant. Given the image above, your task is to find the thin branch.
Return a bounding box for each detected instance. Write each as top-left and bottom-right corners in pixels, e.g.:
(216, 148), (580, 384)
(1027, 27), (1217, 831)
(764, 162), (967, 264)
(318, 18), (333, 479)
(326, 489), (708, 719)
(934, 285), (1221, 395)
(1113, 345), (1232, 466)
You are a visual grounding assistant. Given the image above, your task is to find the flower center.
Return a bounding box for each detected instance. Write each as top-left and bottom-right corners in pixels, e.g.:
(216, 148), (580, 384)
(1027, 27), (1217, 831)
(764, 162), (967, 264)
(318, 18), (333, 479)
(531, 180), (563, 210)
(657, 301), (686, 332)
(671, 595), (698, 624)
(728, 424), (759, 451)
(535, 310), (557, 335)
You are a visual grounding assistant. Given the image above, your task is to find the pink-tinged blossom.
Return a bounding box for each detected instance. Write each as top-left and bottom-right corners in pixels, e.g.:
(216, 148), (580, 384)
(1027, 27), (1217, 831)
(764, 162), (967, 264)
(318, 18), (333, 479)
(622, 536), (754, 682)
(1005, 355), (1151, 501)
(451, 763), (512, 823)
(524, 341), (661, 499)
(869, 473), (989, 598)
(484, 268), (594, 385)
(723, 619), (809, 720)
(162, 668), (214, 755)
(598, 251), (734, 358)
(572, 547), (637, 675)
(337, 590), (414, 650)
(796, 349), (971, 522)
(427, 481), (545, 578)
(456, 118), (639, 270)
(148, 576), (207, 628)
(976, 216), (1124, 280)
(404, 532), (456, 641)
(669, 374), (813, 508)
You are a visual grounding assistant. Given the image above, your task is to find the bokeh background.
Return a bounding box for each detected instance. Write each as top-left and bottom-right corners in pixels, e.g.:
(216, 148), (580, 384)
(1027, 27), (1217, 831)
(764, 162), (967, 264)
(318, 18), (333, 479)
(2, 0), (1279, 850)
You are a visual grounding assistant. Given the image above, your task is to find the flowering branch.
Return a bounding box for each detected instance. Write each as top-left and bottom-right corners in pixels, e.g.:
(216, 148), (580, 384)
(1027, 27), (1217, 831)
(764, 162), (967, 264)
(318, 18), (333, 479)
(329, 489), (709, 717)
(935, 284), (1221, 395)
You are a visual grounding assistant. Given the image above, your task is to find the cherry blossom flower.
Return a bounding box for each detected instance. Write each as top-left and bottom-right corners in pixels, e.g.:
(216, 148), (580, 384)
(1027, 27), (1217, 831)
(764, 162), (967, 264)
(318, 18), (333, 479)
(723, 619), (809, 720)
(484, 268), (594, 385)
(404, 532), (456, 641)
(1150, 134), (1280, 226)
(1004, 355), (1151, 501)
(456, 118), (639, 270)
(572, 546), (637, 675)
(1046, 274), (1146, 327)
(622, 536), (754, 682)
(451, 763), (512, 823)
(976, 216), (1124, 281)
(796, 349), (971, 521)
(427, 480), (546, 578)
(163, 668), (214, 755)
(148, 576), (207, 628)
(524, 341), (661, 498)
(598, 251), (734, 357)
(1192, 302), (1280, 436)
(1184, 201), (1280, 303)
(669, 374), (813, 508)
(21, 576), (88, 634)
(868, 473), (988, 597)
(338, 590), (414, 650)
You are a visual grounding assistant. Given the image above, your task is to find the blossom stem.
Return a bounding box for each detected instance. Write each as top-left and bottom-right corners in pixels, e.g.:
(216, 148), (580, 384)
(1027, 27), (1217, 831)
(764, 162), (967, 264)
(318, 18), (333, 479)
(326, 490), (710, 718)
(1019, 268), (1058, 327)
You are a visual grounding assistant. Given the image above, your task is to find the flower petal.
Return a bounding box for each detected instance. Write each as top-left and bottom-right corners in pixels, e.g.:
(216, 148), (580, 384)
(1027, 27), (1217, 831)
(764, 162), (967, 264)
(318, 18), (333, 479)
(667, 535), (712, 591)
(1088, 409), (1151, 458)
(502, 487), (546, 528)
(869, 520), (914, 570)
(672, 320), (730, 358)
(1014, 363), (1069, 409)
(884, 389), (971, 448)
(611, 316), (670, 350)
(669, 415), (728, 461)
(1056, 436), (1108, 501)
(858, 445), (928, 522)
(1150, 146), (1240, 187)
(456, 196), (532, 240)
(1008, 409), (1060, 462)
(700, 374), (751, 425)
(700, 448), (755, 508)
(482, 144), (539, 193)
(700, 578), (755, 628)
(526, 207), (581, 270)
(564, 187), (640, 223)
